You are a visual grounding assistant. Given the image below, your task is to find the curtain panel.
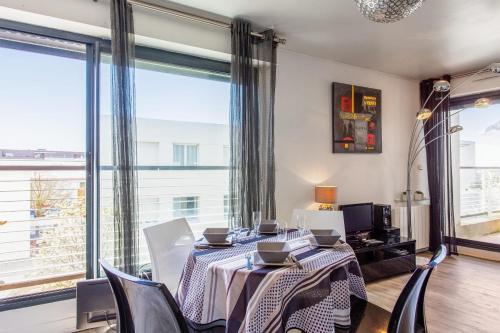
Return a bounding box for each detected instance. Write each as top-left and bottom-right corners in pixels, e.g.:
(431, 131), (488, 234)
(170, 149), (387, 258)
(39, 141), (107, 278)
(229, 19), (277, 227)
(110, 0), (140, 275)
(420, 76), (457, 254)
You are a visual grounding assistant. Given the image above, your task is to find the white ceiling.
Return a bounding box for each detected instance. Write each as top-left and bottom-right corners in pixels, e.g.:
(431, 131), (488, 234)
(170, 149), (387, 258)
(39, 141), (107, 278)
(167, 0), (500, 79)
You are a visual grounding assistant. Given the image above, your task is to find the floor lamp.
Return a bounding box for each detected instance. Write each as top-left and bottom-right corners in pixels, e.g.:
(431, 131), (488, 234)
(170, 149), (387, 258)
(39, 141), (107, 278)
(405, 62), (500, 239)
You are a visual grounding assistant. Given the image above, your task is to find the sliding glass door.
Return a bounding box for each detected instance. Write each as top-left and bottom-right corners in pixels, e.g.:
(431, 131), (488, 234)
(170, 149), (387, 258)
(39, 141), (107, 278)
(453, 94), (500, 248)
(98, 51), (231, 269)
(0, 29), (90, 298)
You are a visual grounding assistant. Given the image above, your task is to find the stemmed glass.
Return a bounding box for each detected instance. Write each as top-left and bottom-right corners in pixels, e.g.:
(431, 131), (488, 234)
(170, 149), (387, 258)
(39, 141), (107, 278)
(231, 214), (242, 242)
(252, 211), (262, 236)
(277, 220), (288, 241)
(296, 214), (308, 237)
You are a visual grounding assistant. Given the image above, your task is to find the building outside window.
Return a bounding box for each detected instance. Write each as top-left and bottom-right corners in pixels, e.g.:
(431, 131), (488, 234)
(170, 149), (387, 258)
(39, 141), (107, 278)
(173, 144), (199, 166)
(223, 145), (230, 165)
(173, 196), (199, 218)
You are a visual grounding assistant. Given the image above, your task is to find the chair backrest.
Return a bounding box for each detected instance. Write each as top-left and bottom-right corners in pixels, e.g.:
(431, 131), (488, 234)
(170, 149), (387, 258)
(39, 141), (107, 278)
(143, 218), (195, 291)
(388, 244), (447, 333)
(100, 260), (189, 333)
(291, 209), (347, 240)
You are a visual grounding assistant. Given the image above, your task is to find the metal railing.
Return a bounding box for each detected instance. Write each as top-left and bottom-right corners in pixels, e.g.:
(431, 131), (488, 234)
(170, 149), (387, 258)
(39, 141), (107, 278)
(460, 166), (500, 221)
(0, 164), (230, 298)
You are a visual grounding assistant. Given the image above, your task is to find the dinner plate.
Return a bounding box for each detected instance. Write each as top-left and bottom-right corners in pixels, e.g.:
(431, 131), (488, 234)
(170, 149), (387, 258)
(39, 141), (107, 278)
(259, 231), (278, 235)
(196, 240), (233, 248)
(253, 252), (294, 267)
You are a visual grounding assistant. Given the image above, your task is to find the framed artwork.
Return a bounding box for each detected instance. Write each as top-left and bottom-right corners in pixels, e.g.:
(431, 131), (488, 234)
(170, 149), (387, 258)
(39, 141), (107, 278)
(332, 82), (382, 153)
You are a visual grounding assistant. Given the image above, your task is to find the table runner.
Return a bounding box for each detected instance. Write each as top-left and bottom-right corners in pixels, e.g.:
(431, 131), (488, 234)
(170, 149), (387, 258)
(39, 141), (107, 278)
(176, 231), (367, 333)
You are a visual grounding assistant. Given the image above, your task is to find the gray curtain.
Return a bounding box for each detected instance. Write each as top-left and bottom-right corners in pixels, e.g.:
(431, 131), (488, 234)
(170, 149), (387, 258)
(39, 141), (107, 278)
(420, 76), (457, 254)
(110, 0), (139, 275)
(230, 18), (277, 227)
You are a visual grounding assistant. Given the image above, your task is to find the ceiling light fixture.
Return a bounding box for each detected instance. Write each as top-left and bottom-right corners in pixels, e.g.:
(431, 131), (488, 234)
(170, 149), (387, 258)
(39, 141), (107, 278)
(353, 0), (426, 23)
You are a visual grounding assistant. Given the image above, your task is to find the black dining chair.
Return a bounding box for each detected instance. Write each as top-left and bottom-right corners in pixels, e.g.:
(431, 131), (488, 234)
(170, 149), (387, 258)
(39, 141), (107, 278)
(99, 260), (225, 333)
(347, 244), (447, 333)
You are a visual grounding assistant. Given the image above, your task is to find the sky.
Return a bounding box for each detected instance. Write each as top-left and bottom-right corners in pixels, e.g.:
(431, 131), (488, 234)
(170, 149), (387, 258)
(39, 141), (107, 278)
(0, 46), (230, 152)
(458, 104), (500, 166)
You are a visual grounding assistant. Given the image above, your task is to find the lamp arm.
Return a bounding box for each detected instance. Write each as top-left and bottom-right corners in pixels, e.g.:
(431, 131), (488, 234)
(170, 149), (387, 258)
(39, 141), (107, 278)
(409, 90), (435, 150)
(409, 65), (490, 161)
(410, 66), (490, 156)
(409, 108), (465, 158)
(409, 132), (454, 168)
(420, 65), (490, 129)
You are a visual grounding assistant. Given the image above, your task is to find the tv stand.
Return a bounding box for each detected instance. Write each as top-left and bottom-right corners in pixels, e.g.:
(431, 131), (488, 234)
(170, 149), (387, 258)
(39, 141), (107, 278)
(348, 236), (416, 282)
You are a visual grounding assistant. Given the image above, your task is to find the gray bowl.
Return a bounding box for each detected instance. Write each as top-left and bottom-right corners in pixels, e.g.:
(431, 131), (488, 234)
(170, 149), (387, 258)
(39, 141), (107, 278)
(310, 229), (341, 246)
(203, 228), (230, 244)
(256, 242), (290, 263)
(259, 220), (277, 233)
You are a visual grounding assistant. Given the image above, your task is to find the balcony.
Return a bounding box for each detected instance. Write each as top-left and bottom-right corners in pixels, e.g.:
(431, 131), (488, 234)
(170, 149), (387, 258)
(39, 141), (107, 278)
(460, 166), (500, 224)
(0, 163), (229, 298)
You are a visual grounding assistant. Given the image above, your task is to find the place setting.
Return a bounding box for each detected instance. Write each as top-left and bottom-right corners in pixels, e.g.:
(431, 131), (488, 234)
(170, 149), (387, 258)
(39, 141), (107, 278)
(193, 228), (234, 249)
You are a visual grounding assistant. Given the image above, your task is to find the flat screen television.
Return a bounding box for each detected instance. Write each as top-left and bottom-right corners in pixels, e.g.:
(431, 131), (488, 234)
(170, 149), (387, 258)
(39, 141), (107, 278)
(340, 202), (374, 235)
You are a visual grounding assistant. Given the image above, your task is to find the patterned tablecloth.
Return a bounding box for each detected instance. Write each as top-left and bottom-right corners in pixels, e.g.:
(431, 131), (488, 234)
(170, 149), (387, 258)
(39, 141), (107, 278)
(176, 231), (367, 333)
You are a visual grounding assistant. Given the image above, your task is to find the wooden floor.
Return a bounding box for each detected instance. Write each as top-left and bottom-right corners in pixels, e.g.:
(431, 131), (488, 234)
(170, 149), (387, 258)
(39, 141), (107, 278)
(366, 253), (500, 333)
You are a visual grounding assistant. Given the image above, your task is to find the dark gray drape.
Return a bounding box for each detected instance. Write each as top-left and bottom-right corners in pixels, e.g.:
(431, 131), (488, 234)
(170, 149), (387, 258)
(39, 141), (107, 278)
(110, 0), (139, 275)
(230, 19), (277, 227)
(420, 76), (457, 254)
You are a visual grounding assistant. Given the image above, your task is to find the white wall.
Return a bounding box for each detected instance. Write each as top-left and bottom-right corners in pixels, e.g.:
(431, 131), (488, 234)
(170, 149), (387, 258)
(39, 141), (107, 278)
(274, 49), (425, 221)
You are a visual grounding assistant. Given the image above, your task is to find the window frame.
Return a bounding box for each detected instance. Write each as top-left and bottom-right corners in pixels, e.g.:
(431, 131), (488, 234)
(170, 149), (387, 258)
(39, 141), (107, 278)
(0, 18), (230, 311)
(450, 90), (500, 254)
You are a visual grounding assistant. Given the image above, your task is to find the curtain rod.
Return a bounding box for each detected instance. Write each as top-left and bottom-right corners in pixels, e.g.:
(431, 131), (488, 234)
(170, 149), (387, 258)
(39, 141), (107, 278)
(127, 0), (286, 44)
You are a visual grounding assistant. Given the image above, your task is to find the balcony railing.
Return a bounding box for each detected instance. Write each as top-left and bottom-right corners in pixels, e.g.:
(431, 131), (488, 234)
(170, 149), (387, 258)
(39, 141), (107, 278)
(0, 163), (230, 298)
(460, 166), (500, 223)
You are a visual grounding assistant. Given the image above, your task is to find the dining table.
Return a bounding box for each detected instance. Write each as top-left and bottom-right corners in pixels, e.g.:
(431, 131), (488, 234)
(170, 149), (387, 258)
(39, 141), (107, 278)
(176, 230), (367, 333)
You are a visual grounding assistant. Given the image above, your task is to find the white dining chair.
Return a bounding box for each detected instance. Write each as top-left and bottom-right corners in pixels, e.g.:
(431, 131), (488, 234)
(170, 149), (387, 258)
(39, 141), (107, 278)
(143, 218), (195, 292)
(290, 209), (347, 241)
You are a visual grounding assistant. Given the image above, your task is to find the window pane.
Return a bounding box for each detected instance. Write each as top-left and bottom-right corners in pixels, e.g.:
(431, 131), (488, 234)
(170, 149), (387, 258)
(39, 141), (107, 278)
(456, 100), (500, 245)
(0, 31), (87, 298)
(186, 145), (198, 166)
(173, 144), (185, 166)
(99, 54), (230, 269)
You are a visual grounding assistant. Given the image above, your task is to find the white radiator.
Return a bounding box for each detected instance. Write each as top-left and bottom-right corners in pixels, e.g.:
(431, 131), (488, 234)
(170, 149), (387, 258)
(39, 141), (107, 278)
(392, 204), (430, 251)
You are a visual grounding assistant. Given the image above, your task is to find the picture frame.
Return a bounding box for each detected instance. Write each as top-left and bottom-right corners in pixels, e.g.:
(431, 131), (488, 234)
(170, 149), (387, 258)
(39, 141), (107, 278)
(332, 82), (382, 153)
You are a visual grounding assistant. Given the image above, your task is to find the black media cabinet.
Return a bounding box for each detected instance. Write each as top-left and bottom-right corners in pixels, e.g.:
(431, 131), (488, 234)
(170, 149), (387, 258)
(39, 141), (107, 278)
(349, 237), (416, 282)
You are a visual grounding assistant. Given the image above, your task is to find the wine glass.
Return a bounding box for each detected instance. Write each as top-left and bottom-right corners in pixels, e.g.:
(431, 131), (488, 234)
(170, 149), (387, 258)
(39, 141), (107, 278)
(296, 214), (305, 236)
(252, 211), (262, 236)
(231, 214), (242, 241)
(277, 220), (288, 241)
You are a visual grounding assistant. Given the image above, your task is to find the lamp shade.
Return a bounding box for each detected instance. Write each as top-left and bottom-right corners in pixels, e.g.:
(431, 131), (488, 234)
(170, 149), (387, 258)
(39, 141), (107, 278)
(315, 186), (337, 204)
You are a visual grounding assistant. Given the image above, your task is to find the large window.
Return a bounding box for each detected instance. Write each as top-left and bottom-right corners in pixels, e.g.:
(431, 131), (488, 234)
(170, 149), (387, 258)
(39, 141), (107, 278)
(453, 93), (500, 247)
(0, 22), (230, 307)
(99, 47), (231, 270)
(0, 29), (88, 300)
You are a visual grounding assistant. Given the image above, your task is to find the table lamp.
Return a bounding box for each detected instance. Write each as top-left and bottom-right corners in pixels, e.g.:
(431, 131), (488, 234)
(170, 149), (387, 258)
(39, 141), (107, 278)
(315, 186), (337, 210)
